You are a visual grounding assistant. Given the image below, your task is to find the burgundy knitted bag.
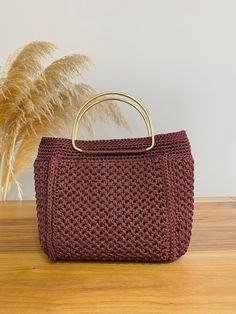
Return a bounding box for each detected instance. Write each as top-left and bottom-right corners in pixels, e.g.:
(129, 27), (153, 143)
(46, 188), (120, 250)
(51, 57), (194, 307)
(34, 92), (194, 262)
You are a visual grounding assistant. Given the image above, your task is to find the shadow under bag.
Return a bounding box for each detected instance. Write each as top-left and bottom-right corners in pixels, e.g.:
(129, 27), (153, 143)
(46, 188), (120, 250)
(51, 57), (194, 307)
(34, 92), (194, 262)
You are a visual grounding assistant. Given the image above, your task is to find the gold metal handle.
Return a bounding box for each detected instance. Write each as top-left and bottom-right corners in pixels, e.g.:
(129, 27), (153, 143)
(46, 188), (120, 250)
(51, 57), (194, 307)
(72, 91), (155, 153)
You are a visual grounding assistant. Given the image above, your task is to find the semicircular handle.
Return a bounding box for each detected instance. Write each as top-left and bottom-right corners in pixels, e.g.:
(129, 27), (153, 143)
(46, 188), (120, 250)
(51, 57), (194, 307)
(71, 91), (155, 154)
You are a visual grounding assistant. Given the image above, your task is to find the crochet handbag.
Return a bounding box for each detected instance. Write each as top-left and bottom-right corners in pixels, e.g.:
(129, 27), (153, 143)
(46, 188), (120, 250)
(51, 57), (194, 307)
(34, 91), (194, 262)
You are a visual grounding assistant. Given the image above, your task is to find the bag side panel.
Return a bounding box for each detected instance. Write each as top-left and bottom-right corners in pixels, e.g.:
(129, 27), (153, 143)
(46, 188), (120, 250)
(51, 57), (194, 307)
(33, 159), (50, 255)
(166, 155), (194, 260)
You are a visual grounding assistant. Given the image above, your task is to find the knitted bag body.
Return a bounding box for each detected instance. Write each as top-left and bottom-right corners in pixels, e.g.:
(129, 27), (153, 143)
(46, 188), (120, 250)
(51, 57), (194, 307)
(34, 92), (194, 262)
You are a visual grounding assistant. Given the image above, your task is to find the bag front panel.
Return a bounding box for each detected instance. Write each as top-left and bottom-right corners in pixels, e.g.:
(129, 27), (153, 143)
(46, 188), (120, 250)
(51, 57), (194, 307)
(47, 155), (172, 262)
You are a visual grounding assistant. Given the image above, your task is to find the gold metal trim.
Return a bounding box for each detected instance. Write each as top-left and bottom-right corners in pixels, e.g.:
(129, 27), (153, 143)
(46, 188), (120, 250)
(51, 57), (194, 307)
(72, 91), (155, 153)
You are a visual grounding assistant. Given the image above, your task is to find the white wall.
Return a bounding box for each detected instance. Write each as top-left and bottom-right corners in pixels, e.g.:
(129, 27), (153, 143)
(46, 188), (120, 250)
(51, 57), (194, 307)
(0, 0), (236, 199)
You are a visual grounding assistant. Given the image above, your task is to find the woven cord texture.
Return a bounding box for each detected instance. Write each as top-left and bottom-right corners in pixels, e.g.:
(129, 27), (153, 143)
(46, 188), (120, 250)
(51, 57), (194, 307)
(34, 130), (194, 262)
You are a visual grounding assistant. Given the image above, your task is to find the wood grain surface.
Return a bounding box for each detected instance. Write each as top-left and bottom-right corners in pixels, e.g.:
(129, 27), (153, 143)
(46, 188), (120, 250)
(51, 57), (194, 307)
(0, 198), (236, 314)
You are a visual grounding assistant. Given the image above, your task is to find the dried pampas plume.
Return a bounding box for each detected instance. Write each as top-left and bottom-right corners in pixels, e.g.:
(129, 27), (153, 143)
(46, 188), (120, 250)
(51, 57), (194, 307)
(0, 41), (129, 200)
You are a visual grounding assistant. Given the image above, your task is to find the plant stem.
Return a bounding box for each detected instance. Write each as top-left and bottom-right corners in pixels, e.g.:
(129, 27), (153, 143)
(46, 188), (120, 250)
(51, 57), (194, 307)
(2, 134), (17, 201)
(0, 152), (5, 200)
(3, 167), (10, 201)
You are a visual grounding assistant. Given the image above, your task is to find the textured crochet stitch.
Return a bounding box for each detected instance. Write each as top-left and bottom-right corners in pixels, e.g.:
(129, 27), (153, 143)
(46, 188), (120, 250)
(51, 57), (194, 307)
(34, 130), (194, 262)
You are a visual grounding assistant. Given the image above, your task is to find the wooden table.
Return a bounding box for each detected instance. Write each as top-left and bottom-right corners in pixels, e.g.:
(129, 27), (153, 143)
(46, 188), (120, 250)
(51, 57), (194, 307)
(0, 198), (236, 314)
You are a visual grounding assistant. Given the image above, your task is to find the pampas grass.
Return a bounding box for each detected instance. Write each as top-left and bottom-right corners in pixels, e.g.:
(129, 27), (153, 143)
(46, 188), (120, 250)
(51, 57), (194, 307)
(0, 41), (129, 200)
